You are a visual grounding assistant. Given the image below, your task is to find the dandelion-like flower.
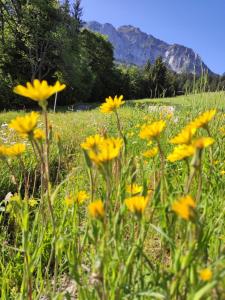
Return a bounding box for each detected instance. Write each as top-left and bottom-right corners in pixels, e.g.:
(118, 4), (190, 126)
(139, 120), (166, 141)
(199, 268), (212, 281)
(170, 125), (196, 145)
(65, 191), (89, 207)
(0, 143), (26, 157)
(190, 109), (216, 129)
(167, 144), (195, 162)
(125, 196), (148, 216)
(34, 128), (45, 140)
(88, 200), (105, 219)
(192, 137), (215, 149)
(85, 137), (123, 165)
(81, 134), (104, 151)
(9, 112), (39, 137)
(100, 95), (125, 113)
(13, 79), (66, 102)
(126, 184), (142, 195)
(171, 195), (196, 220)
(143, 147), (158, 158)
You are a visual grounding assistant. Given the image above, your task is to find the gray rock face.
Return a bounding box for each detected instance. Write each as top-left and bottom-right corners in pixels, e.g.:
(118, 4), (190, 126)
(85, 21), (213, 75)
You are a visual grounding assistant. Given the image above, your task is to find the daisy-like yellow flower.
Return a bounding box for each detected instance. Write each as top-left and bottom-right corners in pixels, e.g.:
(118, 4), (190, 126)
(199, 268), (212, 281)
(100, 95), (124, 113)
(13, 79), (66, 102)
(220, 170), (225, 175)
(9, 112), (39, 137)
(76, 191), (89, 204)
(139, 120), (166, 141)
(86, 137), (123, 165)
(28, 198), (38, 207)
(167, 144), (195, 162)
(81, 134), (104, 151)
(170, 125), (196, 145)
(5, 143), (26, 156)
(171, 195), (196, 220)
(125, 196), (148, 216)
(143, 147), (158, 158)
(192, 137), (215, 149)
(33, 128), (45, 140)
(88, 200), (105, 219)
(190, 109), (216, 129)
(126, 184), (142, 195)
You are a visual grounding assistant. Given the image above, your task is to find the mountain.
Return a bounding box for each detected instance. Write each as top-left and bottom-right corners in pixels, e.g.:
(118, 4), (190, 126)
(85, 21), (213, 75)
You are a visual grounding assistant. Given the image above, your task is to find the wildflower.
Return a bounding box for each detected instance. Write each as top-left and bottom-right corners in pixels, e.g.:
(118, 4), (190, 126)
(171, 195), (196, 220)
(143, 147), (158, 158)
(81, 134), (104, 151)
(76, 191), (89, 204)
(100, 95), (124, 113)
(192, 137), (215, 149)
(0, 144), (26, 157)
(9, 112), (39, 137)
(139, 120), (166, 141)
(126, 184), (142, 195)
(28, 198), (38, 207)
(88, 200), (105, 219)
(167, 145), (195, 162)
(13, 79), (66, 102)
(190, 109), (216, 129)
(125, 196), (148, 216)
(170, 125), (196, 145)
(65, 195), (74, 207)
(220, 170), (225, 175)
(34, 128), (45, 140)
(86, 137), (123, 165)
(199, 268), (212, 281)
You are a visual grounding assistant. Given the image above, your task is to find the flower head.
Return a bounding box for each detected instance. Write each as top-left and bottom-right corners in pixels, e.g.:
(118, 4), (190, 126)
(33, 128), (45, 140)
(192, 137), (215, 149)
(170, 125), (196, 145)
(171, 195), (196, 220)
(139, 120), (166, 140)
(65, 191), (89, 207)
(126, 184), (142, 195)
(88, 200), (105, 219)
(100, 95), (124, 113)
(81, 134), (104, 151)
(143, 147), (158, 158)
(0, 143), (26, 157)
(84, 137), (123, 165)
(125, 196), (148, 216)
(191, 109), (216, 129)
(13, 79), (66, 102)
(9, 112), (39, 137)
(199, 268), (212, 281)
(167, 144), (195, 162)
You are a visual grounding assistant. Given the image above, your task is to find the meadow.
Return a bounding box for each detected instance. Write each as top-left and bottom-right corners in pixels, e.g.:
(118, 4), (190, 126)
(0, 86), (225, 299)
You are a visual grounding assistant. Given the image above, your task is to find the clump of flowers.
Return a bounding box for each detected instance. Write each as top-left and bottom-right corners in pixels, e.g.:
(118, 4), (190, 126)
(100, 95), (125, 113)
(171, 195), (196, 220)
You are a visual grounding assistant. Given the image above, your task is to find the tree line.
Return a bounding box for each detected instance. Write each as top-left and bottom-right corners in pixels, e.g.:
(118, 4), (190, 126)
(0, 0), (225, 109)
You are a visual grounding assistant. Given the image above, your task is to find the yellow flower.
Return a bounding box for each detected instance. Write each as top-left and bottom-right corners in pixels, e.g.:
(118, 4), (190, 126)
(33, 128), (45, 140)
(191, 109), (216, 129)
(220, 170), (225, 175)
(76, 191), (89, 204)
(192, 137), (215, 149)
(88, 200), (105, 219)
(65, 195), (74, 207)
(100, 95), (124, 113)
(81, 134), (104, 150)
(199, 268), (212, 281)
(125, 196), (148, 216)
(28, 198), (38, 207)
(13, 79), (66, 102)
(220, 127), (225, 136)
(143, 147), (158, 158)
(9, 112), (39, 136)
(126, 184), (142, 195)
(86, 137), (123, 165)
(0, 144), (26, 157)
(139, 120), (166, 140)
(167, 145), (195, 162)
(170, 125), (196, 145)
(171, 195), (196, 220)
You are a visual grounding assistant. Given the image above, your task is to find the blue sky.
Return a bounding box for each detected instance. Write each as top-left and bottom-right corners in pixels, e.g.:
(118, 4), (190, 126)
(81, 0), (225, 74)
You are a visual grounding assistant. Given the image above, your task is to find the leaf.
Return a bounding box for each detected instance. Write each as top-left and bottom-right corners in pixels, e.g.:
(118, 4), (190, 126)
(192, 281), (217, 300)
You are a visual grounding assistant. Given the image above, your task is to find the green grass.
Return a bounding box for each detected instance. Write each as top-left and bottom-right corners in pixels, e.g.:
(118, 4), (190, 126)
(0, 92), (225, 299)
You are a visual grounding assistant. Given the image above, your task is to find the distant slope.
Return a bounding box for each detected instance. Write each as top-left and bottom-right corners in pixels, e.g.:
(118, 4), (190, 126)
(85, 21), (213, 75)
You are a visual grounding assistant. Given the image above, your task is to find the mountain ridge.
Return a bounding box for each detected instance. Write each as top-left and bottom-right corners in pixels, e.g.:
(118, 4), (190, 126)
(85, 21), (214, 75)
